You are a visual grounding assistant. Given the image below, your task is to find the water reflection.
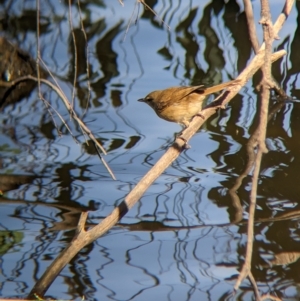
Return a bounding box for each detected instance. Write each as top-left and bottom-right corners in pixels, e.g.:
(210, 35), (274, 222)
(1, 0), (300, 300)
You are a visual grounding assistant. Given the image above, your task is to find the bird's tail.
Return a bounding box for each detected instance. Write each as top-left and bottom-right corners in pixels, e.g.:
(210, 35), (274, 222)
(202, 79), (241, 95)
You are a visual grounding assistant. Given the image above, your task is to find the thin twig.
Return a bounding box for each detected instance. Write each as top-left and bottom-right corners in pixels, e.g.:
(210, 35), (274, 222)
(39, 57), (92, 144)
(76, 212), (88, 234)
(35, 0), (55, 127)
(0, 76), (116, 180)
(68, 0), (78, 109)
(77, 0), (91, 115)
(138, 0), (171, 30)
(249, 272), (261, 301)
(36, 0), (41, 93)
(243, 0), (260, 53)
(123, 0), (139, 41)
(40, 96), (73, 138)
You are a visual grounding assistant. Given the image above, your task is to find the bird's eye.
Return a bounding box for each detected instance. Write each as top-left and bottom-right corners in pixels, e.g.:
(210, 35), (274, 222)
(145, 97), (153, 102)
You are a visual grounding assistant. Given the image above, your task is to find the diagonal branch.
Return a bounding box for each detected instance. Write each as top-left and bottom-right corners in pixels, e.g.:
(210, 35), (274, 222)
(28, 48), (286, 299)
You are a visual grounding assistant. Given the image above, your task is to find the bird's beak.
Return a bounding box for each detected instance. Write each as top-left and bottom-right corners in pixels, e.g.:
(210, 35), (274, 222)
(137, 98), (145, 102)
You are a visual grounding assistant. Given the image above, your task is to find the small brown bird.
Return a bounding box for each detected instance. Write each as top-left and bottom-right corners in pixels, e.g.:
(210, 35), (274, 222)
(138, 79), (239, 128)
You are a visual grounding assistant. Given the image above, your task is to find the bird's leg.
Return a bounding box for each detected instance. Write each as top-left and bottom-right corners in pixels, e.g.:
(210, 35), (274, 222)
(174, 113), (205, 148)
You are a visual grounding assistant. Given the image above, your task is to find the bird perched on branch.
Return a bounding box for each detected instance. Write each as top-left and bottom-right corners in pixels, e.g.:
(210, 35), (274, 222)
(138, 79), (240, 128)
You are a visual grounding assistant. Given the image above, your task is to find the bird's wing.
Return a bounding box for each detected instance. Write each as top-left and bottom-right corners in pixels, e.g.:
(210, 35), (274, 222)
(176, 85), (206, 101)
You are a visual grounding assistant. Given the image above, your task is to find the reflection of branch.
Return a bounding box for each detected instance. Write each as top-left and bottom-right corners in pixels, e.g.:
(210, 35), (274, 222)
(228, 100), (286, 224)
(261, 295), (282, 301)
(4, 193), (298, 233)
(233, 123), (263, 292)
(0, 197), (89, 231)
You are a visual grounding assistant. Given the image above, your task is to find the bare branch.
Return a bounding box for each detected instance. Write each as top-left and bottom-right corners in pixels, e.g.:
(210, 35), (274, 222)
(27, 49), (285, 299)
(0, 76), (116, 180)
(243, 0), (260, 53)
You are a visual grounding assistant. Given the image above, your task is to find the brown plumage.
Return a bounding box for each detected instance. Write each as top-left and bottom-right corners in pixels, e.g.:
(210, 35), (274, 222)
(138, 79), (239, 127)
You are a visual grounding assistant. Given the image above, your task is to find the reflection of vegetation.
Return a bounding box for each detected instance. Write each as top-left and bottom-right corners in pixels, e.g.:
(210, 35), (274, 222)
(176, 7), (203, 81)
(83, 135), (141, 153)
(93, 21), (124, 99)
(110, 89), (123, 107)
(34, 292), (83, 301)
(0, 0), (299, 300)
(0, 143), (21, 154)
(0, 9), (50, 35)
(0, 174), (35, 192)
(0, 37), (39, 108)
(0, 230), (24, 255)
